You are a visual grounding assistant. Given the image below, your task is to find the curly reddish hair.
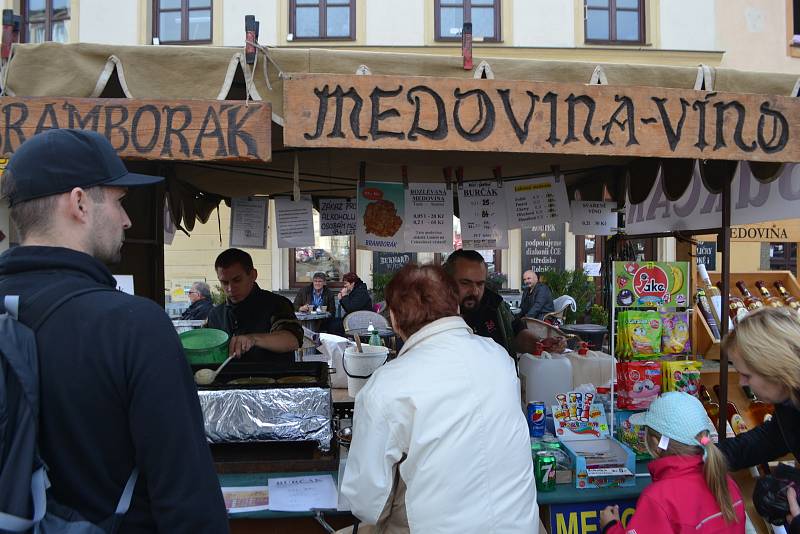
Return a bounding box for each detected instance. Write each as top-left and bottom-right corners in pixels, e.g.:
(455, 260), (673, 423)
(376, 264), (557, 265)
(385, 264), (460, 338)
(343, 272), (360, 284)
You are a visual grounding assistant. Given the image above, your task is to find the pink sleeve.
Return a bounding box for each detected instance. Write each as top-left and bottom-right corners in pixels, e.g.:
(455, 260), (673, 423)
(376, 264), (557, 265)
(604, 494), (671, 534)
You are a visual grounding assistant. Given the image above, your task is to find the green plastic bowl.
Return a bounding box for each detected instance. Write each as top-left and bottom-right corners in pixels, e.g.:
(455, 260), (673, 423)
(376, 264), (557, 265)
(179, 328), (230, 365)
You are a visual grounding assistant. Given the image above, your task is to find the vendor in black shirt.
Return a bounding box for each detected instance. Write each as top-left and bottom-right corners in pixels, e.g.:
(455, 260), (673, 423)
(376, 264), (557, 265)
(207, 248), (302, 367)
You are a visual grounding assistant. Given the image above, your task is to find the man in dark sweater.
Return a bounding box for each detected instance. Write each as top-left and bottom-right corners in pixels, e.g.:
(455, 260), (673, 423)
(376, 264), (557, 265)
(180, 281), (214, 320)
(518, 270), (555, 320)
(0, 129), (228, 533)
(207, 248), (302, 367)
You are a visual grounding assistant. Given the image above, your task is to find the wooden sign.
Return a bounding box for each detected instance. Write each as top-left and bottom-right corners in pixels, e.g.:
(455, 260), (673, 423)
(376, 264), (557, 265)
(730, 220), (800, 242)
(284, 73), (800, 162)
(0, 97), (271, 162)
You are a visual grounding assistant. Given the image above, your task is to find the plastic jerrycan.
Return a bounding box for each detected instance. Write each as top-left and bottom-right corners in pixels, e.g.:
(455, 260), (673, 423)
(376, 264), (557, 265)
(518, 342), (573, 411)
(564, 342), (615, 388)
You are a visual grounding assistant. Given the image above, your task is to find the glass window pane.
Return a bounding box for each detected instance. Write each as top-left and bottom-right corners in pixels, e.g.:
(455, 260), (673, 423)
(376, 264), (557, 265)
(327, 0), (350, 4)
(296, 0), (318, 4)
(417, 252), (435, 265)
(472, 0), (495, 5)
(189, 0), (211, 7)
(26, 0), (46, 22)
(188, 9), (211, 40)
(52, 19), (69, 42)
(616, 10), (640, 40)
(586, 0), (608, 6)
(160, 0), (181, 9)
(27, 22), (45, 43)
(159, 11), (182, 41)
(326, 6), (350, 37)
(441, 0), (462, 5)
(295, 6), (320, 37)
(586, 9), (609, 40)
(471, 6), (495, 38)
(439, 6), (463, 37)
(616, 0), (639, 8)
(295, 212), (350, 284)
(52, 0), (70, 18)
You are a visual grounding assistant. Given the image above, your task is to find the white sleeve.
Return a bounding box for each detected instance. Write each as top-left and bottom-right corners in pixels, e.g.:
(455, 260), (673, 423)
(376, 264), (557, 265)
(340, 384), (405, 525)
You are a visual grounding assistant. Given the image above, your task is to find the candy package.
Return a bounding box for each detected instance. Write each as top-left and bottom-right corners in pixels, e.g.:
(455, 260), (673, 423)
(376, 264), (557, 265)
(624, 311), (662, 358)
(616, 360), (662, 410)
(615, 410), (651, 460)
(661, 360), (702, 397)
(661, 312), (691, 354)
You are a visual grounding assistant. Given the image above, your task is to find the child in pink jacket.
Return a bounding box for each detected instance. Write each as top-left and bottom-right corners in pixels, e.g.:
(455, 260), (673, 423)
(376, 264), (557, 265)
(600, 392), (745, 534)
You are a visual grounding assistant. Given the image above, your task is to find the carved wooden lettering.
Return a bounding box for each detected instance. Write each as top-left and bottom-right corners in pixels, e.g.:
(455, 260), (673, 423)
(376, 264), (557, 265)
(0, 97), (271, 162)
(284, 73), (800, 162)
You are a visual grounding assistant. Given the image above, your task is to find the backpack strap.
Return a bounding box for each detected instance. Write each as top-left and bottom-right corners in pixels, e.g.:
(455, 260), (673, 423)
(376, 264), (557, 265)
(0, 467), (46, 532)
(27, 284), (118, 332)
(114, 468), (139, 516)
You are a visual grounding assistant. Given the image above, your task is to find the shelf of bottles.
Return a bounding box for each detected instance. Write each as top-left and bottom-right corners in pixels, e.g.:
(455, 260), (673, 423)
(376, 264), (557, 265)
(693, 270), (800, 360)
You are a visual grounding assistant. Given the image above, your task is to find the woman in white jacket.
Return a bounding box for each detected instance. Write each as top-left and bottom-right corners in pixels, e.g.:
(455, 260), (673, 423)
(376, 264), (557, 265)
(340, 264), (539, 533)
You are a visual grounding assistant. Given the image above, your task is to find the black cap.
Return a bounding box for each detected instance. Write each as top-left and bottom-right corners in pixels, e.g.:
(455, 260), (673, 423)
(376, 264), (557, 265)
(4, 129), (164, 206)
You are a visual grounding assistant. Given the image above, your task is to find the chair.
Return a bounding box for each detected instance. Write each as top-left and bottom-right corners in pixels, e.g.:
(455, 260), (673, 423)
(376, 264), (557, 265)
(343, 310), (389, 332)
(295, 327), (320, 362)
(543, 295), (577, 326)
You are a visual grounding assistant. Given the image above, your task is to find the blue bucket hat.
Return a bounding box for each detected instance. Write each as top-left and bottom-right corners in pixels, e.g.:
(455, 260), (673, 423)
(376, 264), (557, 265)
(644, 392), (714, 449)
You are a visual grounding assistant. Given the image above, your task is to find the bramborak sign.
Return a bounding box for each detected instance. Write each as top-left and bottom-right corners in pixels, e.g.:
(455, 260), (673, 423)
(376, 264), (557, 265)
(626, 163), (800, 235)
(284, 73), (800, 162)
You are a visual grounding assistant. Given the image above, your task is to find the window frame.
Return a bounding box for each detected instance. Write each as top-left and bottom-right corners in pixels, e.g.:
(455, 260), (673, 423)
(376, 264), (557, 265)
(21, 0), (71, 43)
(434, 0), (502, 43)
(152, 0), (213, 45)
(289, 236), (357, 289)
(289, 0), (357, 41)
(584, 0), (645, 45)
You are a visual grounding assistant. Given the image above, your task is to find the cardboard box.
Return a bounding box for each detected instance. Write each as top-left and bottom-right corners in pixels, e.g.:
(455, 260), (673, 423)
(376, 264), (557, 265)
(553, 391), (636, 489)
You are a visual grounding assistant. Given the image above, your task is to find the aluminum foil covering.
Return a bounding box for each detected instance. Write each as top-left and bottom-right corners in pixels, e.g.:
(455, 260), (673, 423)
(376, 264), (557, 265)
(199, 387), (332, 451)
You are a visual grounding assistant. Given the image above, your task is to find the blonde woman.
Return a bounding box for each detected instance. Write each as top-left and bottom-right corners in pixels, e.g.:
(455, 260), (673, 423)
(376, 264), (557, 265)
(719, 306), (800, 531)
(599, 392), (745, 533)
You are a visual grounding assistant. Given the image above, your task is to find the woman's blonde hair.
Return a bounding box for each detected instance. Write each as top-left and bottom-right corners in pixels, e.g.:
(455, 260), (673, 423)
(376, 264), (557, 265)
(721, 306), (800, 407)
(645, 427), (737, 523)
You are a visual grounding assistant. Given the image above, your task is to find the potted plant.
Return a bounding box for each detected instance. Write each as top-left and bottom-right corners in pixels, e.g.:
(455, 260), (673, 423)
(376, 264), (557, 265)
(540, 270), (595, 324)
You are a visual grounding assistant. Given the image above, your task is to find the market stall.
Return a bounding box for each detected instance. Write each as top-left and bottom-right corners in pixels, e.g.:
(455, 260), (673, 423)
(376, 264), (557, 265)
(4, 41), (800, 533)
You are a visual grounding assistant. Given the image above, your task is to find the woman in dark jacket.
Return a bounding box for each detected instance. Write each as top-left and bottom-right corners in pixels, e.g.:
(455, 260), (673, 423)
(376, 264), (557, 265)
(339, 272), (373, 314)
(717, 307), (800, 532)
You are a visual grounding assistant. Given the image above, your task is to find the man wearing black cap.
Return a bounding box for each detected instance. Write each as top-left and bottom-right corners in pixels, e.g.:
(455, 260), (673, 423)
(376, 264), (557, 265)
(0, 130), (228, 533)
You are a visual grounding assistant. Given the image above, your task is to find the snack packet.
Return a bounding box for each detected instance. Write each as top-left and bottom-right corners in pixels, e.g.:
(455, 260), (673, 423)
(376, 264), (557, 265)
(616, 360), (661, 410)
(661, 360), (702, 397)
(661, 312), (691, 354)
(625, 311), (662, 358)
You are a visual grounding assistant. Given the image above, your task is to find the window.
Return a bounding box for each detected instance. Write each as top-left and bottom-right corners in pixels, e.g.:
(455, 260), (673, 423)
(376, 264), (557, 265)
(585, 0), (644, 44)
(22, 0), (70, 43)
(290, 210), (356, 288)
(576, 234), (605, 305)
(290, 0), (355, 40)
(435, 0), (501, 42)
(153, 0), (212, 45)
(769, 242), (797, 276)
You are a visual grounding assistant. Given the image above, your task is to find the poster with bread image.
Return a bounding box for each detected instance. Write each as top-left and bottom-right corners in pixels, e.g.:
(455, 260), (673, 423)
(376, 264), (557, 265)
(356, 181), (406, 251)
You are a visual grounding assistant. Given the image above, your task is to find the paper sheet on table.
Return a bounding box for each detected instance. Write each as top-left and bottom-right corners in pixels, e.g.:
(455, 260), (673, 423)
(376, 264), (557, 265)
(221, 486), (269, 513)
(268, 474), (338, 512)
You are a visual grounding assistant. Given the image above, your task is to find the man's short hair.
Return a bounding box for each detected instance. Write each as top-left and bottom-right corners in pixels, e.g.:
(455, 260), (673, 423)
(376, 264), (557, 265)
(193, 281), (212, 300)
(215, 248), (254, 272)
(312, 272), (327, 282)
(443, 249), (487, 276)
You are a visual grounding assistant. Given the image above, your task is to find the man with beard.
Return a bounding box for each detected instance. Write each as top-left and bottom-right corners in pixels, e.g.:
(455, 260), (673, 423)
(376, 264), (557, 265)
(0, 129), (228, 533)
(444, 250), (565, 357)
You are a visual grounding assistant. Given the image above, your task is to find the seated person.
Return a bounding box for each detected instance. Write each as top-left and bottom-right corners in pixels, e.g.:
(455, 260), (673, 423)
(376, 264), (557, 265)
(340, 264), (539, 533)
(339, 272), (373, 314)
(180, 281), (214, 320)
(207, 248), (301, 367)
(519, 270), (555, 320)
(294, 272), (336, 313)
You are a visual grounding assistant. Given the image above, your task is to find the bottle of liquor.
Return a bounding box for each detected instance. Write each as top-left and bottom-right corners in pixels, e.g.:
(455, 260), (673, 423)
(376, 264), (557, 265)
(754, 281), (784, 308)
(735, 281), (765, 311)
(699, 385), (720, 426)
(773, 281), (800, 311)
(741, 385), (775, 425)
(717, 281), (749, 323)
(696, 289), (721, 341)
(697, 264), (728, 329)
(712, 385), (749, 434)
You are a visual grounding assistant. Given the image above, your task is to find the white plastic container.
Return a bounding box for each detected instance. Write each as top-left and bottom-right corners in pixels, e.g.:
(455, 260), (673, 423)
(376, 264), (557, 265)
(564, 342), (616, 388)
(342, 345), (389, 397)
(518, 344), (573, 410)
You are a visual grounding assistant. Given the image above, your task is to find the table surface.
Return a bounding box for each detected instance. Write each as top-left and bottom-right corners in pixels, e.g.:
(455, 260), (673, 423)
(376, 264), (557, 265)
(536, 461), (651, 505)
(345, 327), (394, 337)
(296, 311), (332, 320)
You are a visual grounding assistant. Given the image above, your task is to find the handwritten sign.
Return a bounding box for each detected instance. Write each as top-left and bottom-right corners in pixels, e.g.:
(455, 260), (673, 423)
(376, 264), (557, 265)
(267, 475), (338, 512)
(275, 196), (315, 248)
(505, 176), (571, 228)
(229, 197), (268, 249)
(285, 73), (800, 162)
(319, 198), (356, 236)
(0, 97), (271, 162)
(373, 252), (416, 275)
(458, 181), (508, 249)
(404, 182), (454, 252)
(570, 201), (617, 236)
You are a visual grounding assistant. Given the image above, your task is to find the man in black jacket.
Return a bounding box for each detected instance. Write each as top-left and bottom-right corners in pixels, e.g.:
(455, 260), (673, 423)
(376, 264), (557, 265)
(180, 281), (213, 320)
(0, 129), (228, 533)
(207, 248), (302, 367)
(518, 270), (555, 320)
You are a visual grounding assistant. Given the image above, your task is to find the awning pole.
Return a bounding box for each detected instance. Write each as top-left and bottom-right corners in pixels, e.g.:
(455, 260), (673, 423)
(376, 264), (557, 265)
(718, 176), (732, 440)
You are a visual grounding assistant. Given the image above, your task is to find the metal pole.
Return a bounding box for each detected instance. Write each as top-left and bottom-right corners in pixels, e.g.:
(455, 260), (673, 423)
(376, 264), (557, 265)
(717, 176), (732, 440)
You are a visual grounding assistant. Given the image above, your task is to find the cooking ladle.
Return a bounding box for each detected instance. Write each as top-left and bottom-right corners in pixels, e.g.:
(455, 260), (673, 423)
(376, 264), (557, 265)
(194, 355), (234, 386)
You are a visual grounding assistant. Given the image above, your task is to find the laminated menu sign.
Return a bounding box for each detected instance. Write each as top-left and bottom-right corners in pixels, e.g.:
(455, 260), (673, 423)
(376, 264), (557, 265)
(458, 181), (508, 249)
(229, 196), (268, 249)
(357, 181), (405, 251)
(275, 196), (315, 248)
(319, 198), (356, 236)
(570, 201), (617, 236)
(505, 176), (571, 228)
(404, 183), (454, 252)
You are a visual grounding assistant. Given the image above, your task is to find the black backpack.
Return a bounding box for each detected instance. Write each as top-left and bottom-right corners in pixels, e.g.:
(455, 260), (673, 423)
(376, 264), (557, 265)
(0, 286), (138, 533)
